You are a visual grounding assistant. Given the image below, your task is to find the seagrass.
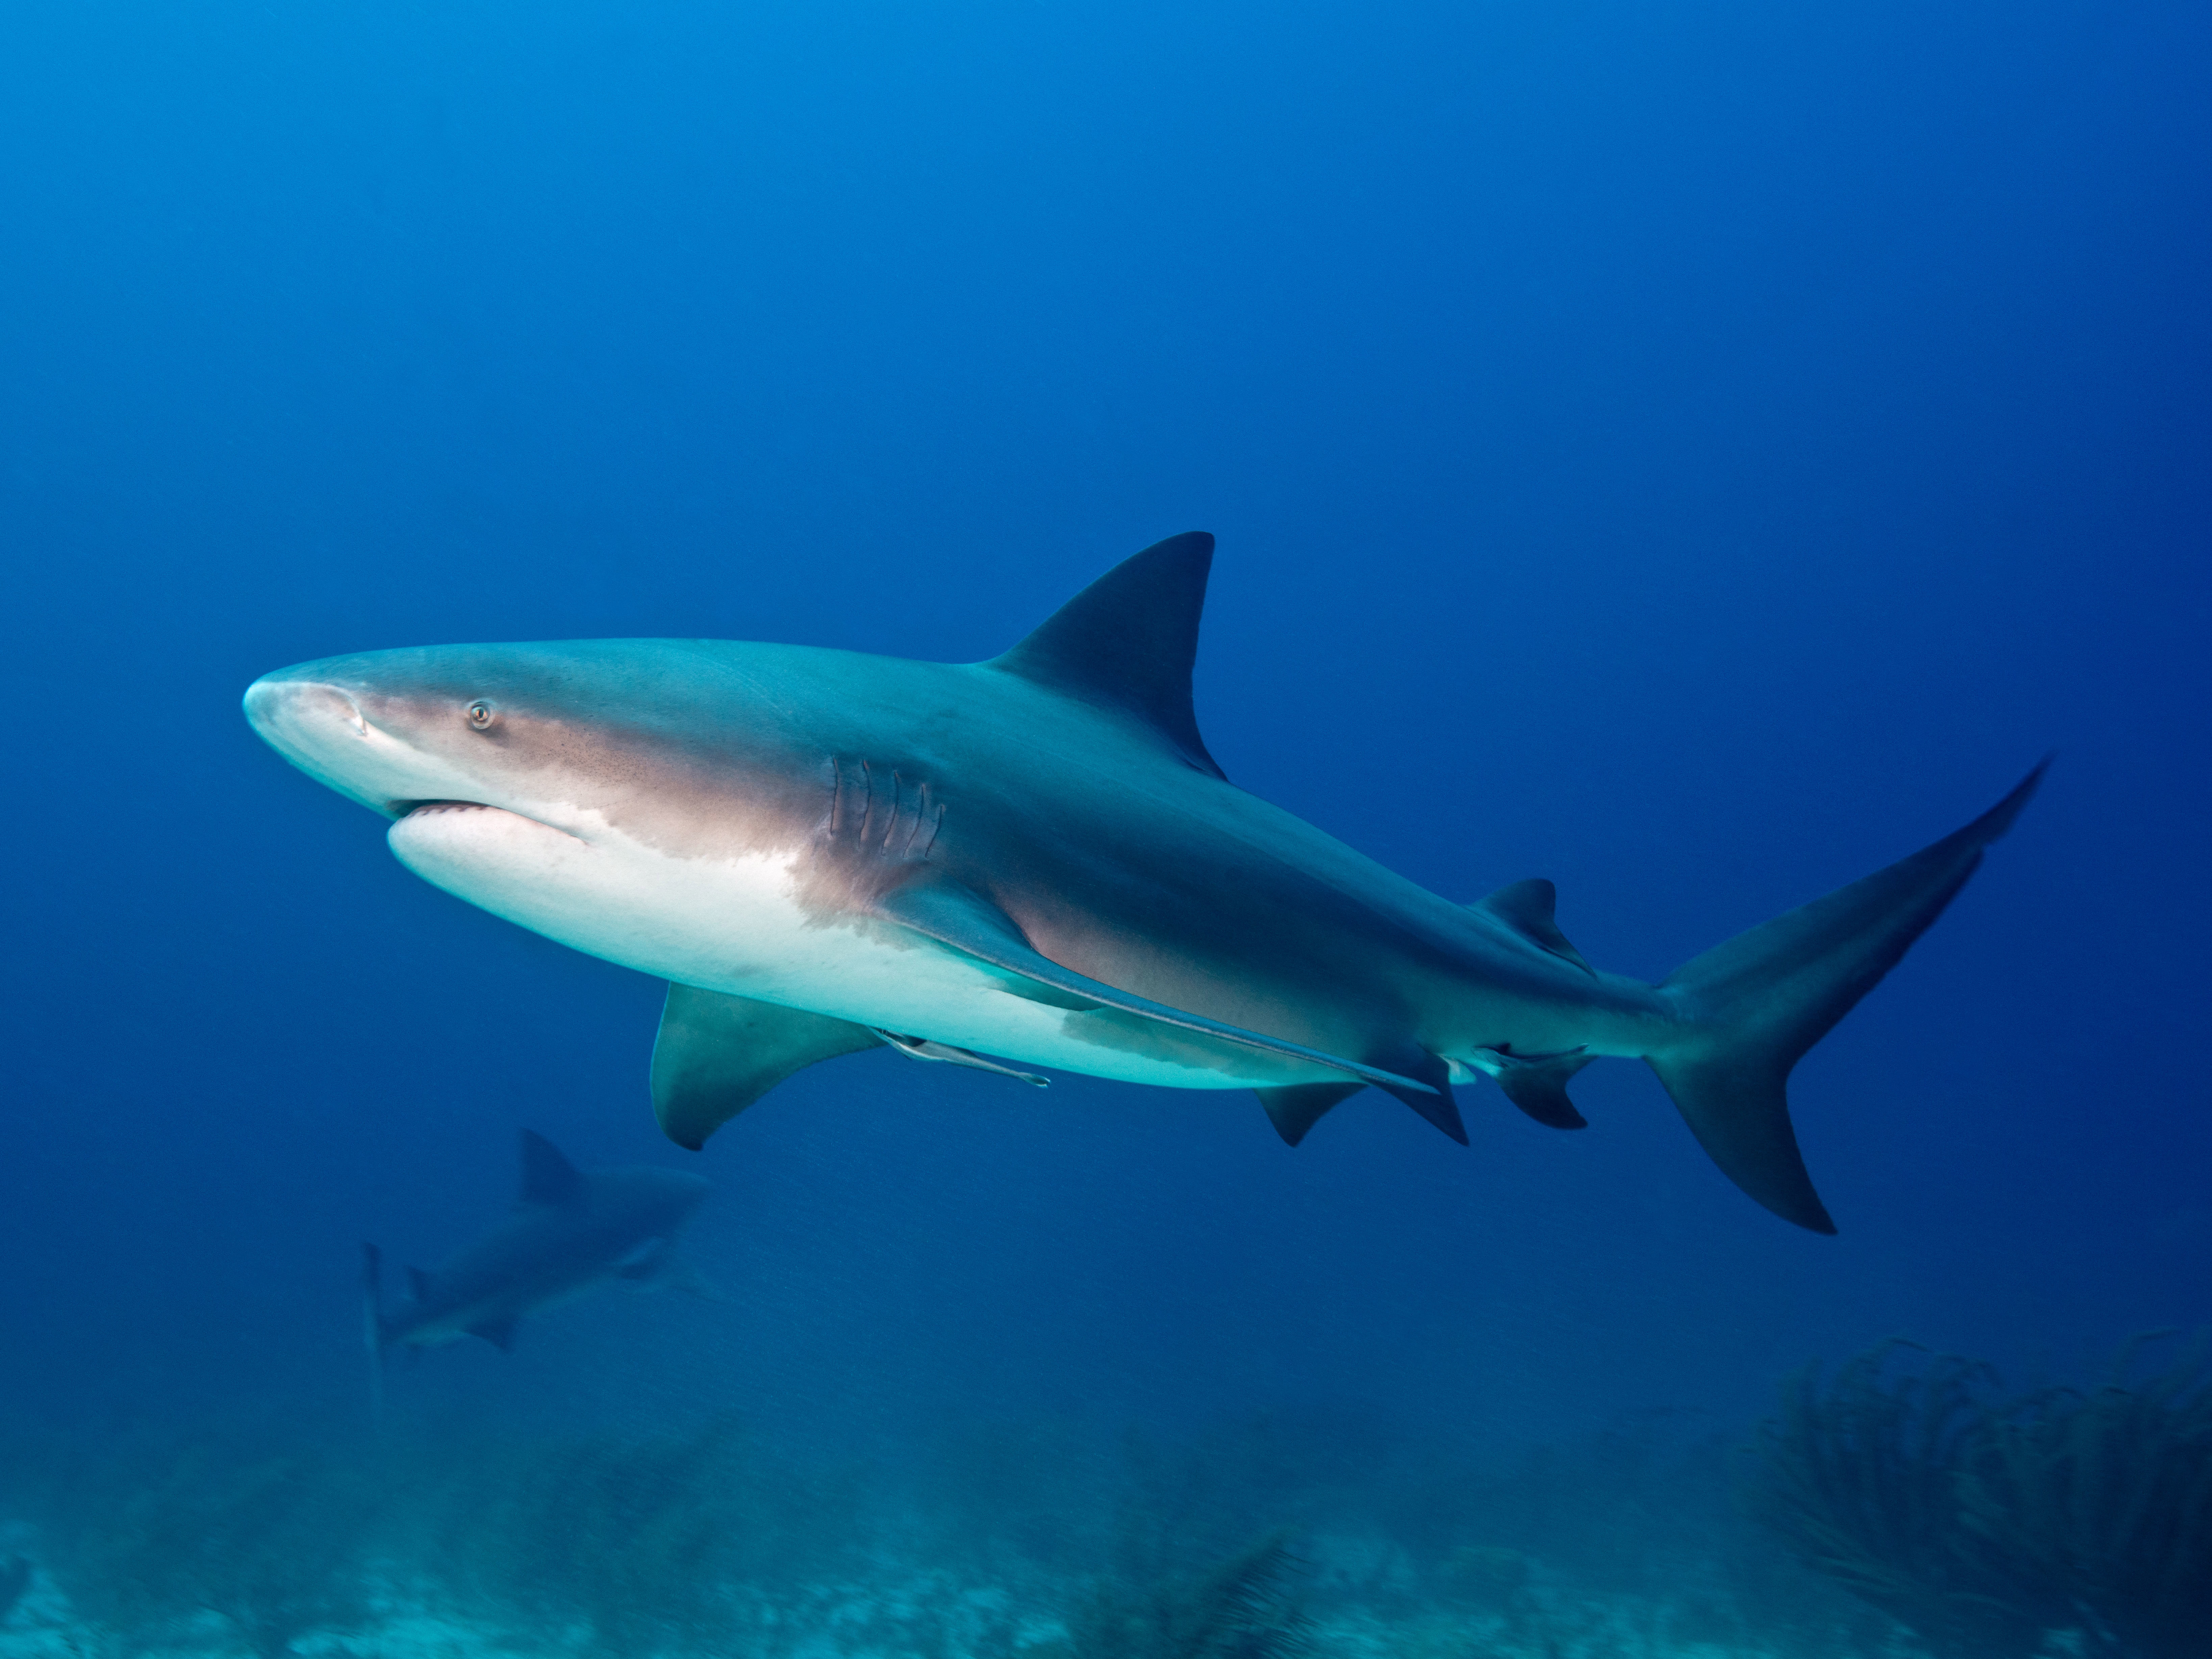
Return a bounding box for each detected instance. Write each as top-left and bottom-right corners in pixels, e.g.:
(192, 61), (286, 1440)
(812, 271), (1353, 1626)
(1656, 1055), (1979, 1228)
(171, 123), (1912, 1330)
(1746, 1333), (2212, 1659)
(1744, 1341), (2051, 1657)
(1955, 1334), (2212, 1659)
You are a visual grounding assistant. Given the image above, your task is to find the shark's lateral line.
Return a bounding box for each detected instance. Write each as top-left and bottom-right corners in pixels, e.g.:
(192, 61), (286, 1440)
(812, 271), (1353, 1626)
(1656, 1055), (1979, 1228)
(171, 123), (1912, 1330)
(247, 534), (2043, 1232)
(364, 1130), (710, 1364)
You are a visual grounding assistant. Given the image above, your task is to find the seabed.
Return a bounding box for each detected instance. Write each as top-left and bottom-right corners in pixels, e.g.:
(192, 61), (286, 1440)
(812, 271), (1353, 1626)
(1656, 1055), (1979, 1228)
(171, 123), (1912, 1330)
(19, 1342), (2204, 1659)
(0, 1414), (1949, 1659)
(0, 1558), (1925, 1659)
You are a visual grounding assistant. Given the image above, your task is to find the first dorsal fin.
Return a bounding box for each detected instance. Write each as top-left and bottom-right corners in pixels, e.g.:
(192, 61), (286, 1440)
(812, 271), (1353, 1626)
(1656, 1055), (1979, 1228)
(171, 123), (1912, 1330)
(988, 532), (1226, 780)
(518, 1129), (586, 1207)
(1471, 878), (1595, 977)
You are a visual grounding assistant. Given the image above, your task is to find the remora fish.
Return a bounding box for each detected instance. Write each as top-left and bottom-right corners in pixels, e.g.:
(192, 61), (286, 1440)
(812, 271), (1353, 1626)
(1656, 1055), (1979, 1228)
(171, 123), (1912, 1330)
(363, 1130), (710, 1361)
(248, 534), (2041, 1231)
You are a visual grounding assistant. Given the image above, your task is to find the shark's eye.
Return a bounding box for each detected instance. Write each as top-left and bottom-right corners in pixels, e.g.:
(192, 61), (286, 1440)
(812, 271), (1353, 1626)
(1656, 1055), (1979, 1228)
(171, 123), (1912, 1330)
(466, 700), (497, 730)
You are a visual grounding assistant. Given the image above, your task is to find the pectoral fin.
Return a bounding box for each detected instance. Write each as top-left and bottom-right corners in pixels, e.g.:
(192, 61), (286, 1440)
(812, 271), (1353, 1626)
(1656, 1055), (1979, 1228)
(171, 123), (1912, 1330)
(877, 875), (1440, 1098)
(651, 984), (884, 1150)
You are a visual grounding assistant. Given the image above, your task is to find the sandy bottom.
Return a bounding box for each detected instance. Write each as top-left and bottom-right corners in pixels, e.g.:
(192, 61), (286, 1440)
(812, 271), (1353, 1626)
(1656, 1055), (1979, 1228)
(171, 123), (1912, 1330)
(0, 1554), (1912, 1659)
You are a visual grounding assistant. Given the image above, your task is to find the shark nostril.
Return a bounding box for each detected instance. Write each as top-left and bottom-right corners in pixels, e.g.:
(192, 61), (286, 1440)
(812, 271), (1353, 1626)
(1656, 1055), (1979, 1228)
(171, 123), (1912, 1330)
(309, 685), (368, 735)
(242, 677), (368, 742)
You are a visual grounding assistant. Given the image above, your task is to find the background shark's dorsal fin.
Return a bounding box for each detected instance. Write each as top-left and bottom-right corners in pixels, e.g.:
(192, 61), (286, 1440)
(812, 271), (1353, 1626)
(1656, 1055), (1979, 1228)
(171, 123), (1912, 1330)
(1470, 878), (1595, 977)
(519, 1129), (586, 1207)
(405, 1265), (433, 1301)
(989, 532), (1227, 781)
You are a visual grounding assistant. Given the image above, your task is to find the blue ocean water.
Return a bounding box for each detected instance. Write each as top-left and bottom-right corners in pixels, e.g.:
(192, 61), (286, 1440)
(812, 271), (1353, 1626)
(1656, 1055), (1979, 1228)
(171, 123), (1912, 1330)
(1, 1), (2206, 1654)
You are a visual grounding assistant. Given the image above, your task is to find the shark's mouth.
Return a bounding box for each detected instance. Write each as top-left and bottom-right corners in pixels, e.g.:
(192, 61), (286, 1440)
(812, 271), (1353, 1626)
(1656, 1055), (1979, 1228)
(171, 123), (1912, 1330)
(392, 798), (496, 820)
(393, 799), (589, 844)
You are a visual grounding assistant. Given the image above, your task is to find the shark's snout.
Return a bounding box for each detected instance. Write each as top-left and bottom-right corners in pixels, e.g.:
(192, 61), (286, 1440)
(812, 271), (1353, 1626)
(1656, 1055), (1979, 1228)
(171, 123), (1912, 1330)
(244, 666), (463, 818)
(244, 674), (367, 745)
(243, 675), (375, 792)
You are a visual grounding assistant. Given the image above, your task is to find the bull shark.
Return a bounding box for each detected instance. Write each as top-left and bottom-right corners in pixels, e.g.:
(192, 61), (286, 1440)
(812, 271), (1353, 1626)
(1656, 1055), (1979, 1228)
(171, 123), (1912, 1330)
(363, 1129), (710, 1367)
(247, 534), (2042, 1232)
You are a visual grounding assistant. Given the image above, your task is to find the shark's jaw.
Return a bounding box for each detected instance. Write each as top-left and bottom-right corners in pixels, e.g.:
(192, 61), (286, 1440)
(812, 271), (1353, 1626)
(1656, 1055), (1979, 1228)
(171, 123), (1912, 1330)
(380, 800), (1252, 1088)
(244, 673), (482, 821)
(387, 800), (744, 984)
(246, 673), (592, 844)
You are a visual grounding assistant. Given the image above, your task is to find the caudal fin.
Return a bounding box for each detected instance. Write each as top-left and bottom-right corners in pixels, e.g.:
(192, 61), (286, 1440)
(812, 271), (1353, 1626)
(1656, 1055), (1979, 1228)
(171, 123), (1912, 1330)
(1650, 761), (2047, 1233)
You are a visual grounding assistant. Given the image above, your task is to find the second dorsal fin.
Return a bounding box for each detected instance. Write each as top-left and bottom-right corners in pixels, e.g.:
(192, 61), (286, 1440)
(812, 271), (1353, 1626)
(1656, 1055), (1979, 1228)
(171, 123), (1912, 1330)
(988, 532), (1226, 780)
(1471, 878), (1595, 977)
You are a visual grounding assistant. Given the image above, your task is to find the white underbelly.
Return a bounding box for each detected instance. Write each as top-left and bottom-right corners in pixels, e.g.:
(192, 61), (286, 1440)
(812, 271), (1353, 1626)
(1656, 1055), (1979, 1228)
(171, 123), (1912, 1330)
(387, 805), (1268, 1090)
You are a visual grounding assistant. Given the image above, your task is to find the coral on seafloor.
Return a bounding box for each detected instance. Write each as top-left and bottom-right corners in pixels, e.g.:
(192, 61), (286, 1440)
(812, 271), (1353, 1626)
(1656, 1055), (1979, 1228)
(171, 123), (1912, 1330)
(0, 1553), (30, 1625)
(1053, 1531), (1315, 1659)
(1743, 1332), (2212, 1659)
(3, 1433), (386, 1659)
(0, 1392), (2037, 1659)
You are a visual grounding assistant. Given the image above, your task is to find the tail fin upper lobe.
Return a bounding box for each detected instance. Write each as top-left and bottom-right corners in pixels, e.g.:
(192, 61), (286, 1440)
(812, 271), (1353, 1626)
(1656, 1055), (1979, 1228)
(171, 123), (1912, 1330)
(1650, 761), (2046, 1233)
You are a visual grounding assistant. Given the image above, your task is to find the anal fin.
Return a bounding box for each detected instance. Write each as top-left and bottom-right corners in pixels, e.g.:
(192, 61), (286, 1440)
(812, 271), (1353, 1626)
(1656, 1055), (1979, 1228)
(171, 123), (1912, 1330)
(652, 985), (884, 1150)
(1466, 1045), (1594, 1130)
